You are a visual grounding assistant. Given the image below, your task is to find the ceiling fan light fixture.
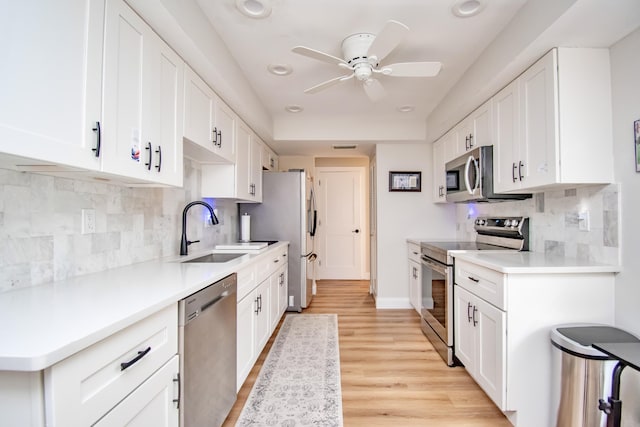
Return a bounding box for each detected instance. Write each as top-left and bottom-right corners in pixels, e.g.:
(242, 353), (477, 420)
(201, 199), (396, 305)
(267, 63), (292, 76)
(452, 0), (484, 18)
(397, 105), (415, 113)
(235, 0), (272, 19)
(285, 105), (303, 113)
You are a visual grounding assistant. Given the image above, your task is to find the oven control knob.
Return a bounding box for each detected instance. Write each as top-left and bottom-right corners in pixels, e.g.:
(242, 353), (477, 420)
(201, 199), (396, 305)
(511, 219), (519, 227)
(476, 219), (485, 226)
(504, 219), (511, 227)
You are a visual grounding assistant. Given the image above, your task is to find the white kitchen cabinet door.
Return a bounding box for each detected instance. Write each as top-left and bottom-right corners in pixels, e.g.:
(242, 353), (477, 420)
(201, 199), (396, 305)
(255, 278), (271, 351)
(517, 49), (557, 189)
(432, 138), (446, 203)
(93, 356), (179, 427)
(0, 0), (104, 171)
(213, 96), (236, 163)
(493, 80), (520, 193)
(454, 285), (475, 370)
(408, 260), (421, 314)
(235, 121), (252, 200)
(103, 0), (184, 185)
(279, 265), (289, 316)
(236, 291), (257, 391)
(183, 66), (216, 156)
(269, 272), (280, 331)
(250, 135), (263, 202)
(474, 295), (506, 410)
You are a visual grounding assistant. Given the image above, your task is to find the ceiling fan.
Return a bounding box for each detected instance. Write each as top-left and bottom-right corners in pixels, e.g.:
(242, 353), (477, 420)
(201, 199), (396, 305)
(292, 20), (442, 102)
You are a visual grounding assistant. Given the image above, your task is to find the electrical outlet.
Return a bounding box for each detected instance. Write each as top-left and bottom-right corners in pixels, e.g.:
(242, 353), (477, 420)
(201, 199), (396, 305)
(578, 211), (590, 231)
(81, 209), (96, 234)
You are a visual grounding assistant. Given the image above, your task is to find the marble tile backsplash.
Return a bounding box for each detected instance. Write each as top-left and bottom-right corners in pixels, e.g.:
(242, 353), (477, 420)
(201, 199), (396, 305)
(455, 184), (620, 265)
(0, 160), (238, 293)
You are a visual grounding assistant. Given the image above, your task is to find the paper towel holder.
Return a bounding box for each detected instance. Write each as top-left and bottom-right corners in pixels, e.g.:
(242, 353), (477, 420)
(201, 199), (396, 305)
(240, 213), (251, 242)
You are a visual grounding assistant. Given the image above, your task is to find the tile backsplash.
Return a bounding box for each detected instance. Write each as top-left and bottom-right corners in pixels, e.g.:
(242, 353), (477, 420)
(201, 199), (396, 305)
(0, 160), (238, 293)
(455, 184), (620, 265)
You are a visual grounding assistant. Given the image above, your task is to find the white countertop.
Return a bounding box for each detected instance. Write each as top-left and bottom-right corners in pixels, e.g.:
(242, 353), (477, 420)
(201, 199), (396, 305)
(453, 251), (620, 274)
(0, 242), (288, 372)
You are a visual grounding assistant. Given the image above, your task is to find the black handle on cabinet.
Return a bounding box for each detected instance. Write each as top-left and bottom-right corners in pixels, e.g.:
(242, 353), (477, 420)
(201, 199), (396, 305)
(255, 297), (259, 314)
(212, 127), (218, 145)
(469, 134), (474, 148)
(92, 121), (101, 158)
(155, 145), (162, 172)
(353, 229), (360, 234)
(145, 142), (152, 171)
(472, 306), (478, 326)
(468, 276), (480, 283)
(258, 294), (262, 312)
(512, 163), (518, 182)
(465, 135), (470, 151)
(518, 160), (524, 181)
(120, 346), (151, 371)
(467, 302), (473, 323)
(173, 373), (180, 409)
(217, 130), (222, 148)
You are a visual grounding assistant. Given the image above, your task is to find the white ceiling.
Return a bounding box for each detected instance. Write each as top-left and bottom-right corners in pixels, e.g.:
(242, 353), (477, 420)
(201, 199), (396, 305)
(189, 0), (640, 157)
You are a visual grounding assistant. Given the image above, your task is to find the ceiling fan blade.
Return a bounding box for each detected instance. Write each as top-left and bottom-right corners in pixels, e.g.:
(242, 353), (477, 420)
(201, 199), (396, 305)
(292, 46), (347, 67)
(383, 61), (442, 77)
(362, 78), (386, 102)
(366, 20), (409, 63)
(304, 74), (353, 94)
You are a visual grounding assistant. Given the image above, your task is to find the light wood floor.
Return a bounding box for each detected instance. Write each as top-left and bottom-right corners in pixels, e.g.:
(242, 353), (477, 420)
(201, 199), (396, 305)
(223, 280), (512, 426)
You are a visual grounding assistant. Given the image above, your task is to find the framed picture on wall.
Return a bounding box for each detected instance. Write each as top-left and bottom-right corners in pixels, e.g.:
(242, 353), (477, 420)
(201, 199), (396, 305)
(389, 171), (421, 192)
(635, 119), (640, 172)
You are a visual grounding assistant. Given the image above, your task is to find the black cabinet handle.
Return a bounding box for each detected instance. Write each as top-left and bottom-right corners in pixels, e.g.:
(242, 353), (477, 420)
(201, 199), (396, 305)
(212, 127), (218, 145)
(173, 373), (180, 409)
(92, 121), (101, 158)
(472, 306), (478, 326)
(155, 146), (162, 172)
(144, 142), (152, 171)
(254, 297), (259, 314)
(217, 130), (222, 147)
(120, 346), (151, 371)
(512, 162), (517, 182)
(469, 134), (474, 148)
(518, 160), (524, 181)
(467, 302), (473, 323)
(468, 276), (480, 283)
(465, 135), (470, 151)
(258, 294), (262, 312)
(353, 229), (360, 233)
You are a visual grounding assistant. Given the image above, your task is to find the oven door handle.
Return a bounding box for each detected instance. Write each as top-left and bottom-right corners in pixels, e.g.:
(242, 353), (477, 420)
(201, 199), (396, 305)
(420, 255), (448, 275)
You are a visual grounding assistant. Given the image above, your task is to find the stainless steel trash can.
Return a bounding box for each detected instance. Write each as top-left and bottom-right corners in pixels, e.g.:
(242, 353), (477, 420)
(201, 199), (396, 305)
(550, 325), (640, 427)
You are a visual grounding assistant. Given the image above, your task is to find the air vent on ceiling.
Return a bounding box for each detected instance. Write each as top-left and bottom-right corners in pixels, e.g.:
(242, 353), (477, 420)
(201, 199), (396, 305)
(332, 144), (357, 150)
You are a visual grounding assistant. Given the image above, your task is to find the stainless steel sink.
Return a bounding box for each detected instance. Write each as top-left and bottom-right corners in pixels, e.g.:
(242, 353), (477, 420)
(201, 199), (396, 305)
(183, 253), (246, 263)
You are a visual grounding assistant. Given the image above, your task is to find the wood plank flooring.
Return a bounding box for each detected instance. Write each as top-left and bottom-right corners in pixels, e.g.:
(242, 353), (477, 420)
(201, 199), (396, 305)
(223, 280), (512, 426)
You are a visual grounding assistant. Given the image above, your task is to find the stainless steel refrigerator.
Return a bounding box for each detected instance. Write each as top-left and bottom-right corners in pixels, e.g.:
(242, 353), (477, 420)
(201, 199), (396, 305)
(239, 170), (317, 311)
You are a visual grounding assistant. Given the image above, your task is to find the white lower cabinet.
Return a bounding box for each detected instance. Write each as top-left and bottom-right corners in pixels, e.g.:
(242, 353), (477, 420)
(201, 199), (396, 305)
(45, 304), (179, 426)
(453, 257), (616, 427)
(454, 285), (505, 408)
(236, 245), (289, 391)
(407, 242), (421, 313)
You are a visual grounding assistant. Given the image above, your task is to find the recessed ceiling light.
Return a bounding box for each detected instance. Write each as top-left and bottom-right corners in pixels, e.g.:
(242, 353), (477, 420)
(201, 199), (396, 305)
(397, 105), (415, 113)
(235, 0), (272, 19)
(452, 0), (484, 18)
(267, 64), (292, 76)
(285, 105), (303, 113)
(332, 144), (358, 150)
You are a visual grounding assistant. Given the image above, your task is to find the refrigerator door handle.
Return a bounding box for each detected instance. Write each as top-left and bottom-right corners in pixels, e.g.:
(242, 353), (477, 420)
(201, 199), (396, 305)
(301, 252), (317, 261)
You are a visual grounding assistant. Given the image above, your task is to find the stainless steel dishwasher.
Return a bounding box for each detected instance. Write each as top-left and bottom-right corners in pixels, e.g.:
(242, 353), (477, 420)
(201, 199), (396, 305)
(178, 273), (237, 427)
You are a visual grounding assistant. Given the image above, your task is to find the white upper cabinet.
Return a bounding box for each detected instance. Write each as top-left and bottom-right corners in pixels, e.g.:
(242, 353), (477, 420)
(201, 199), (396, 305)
(183, 65), (236, 164)
(101, 0), (183, 186)
(494, 48), (614, 193)
(0, 0), (183, 186)
(455, 99), (492, 155)
(0, 0), (105, 171)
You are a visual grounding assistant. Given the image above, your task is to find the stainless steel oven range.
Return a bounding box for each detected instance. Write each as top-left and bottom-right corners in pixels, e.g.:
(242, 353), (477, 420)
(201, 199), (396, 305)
(420, 216), (529, 366)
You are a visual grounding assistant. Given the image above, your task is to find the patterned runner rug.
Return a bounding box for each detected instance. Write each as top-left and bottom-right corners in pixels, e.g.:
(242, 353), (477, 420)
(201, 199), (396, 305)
(237, 314), (343, 426)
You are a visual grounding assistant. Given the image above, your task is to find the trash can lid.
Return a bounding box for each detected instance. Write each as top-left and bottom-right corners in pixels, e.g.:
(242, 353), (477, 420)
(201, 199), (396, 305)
(551, 325), (640, 359)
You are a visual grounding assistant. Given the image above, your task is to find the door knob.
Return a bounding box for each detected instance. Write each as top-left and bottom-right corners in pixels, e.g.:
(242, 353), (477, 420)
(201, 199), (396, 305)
(353, 229), (360, 233)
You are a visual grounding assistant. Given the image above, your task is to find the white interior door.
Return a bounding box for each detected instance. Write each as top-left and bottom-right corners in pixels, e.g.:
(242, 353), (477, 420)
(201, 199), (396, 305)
(316, 167), (364, 280)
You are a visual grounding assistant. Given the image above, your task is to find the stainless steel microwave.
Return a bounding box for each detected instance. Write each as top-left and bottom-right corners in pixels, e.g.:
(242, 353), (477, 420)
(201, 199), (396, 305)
(445, 146), (531, 203)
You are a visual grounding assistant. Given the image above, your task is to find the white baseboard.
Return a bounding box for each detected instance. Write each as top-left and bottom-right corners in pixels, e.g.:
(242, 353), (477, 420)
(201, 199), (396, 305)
(375, 297), (412, 309)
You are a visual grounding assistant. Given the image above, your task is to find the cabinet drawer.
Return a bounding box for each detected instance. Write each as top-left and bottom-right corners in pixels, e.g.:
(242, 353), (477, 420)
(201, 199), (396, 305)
(408, 243), (421, 263)
(256, 250), (285, 284)
(237, 263), (257, 301)
(45, 304), (178, 427)
(455, 260), (506, 310)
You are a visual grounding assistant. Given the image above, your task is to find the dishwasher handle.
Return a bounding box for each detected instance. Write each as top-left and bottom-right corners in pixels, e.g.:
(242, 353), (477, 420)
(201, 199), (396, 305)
(200, 291), (230, 313)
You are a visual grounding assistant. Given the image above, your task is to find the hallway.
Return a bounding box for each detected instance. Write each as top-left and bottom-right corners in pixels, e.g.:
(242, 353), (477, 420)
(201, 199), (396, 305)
(224, 280), (511, 426)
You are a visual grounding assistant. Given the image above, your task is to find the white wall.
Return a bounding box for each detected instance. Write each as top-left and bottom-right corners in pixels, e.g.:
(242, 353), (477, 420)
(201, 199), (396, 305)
(374, 143), (456, 308)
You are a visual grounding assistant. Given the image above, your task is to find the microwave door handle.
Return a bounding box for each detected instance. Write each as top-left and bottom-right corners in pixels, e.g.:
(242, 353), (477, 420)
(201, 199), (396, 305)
(464, 155), (479, 195)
